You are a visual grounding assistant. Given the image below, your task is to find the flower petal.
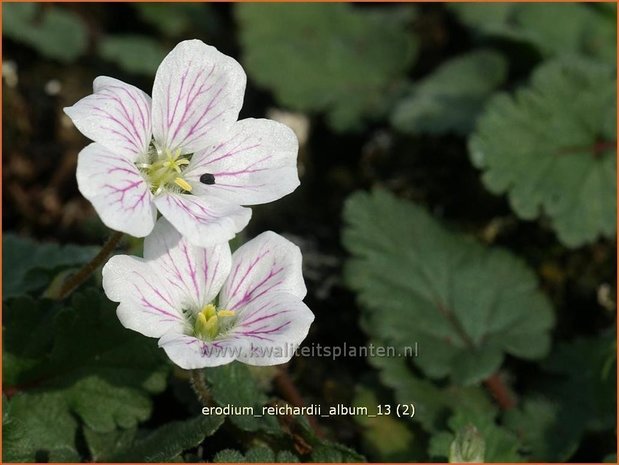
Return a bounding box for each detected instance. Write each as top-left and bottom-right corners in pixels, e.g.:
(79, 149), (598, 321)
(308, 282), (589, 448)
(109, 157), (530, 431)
(76, 143), (156, 237)
(219, 231), (306, 311)
(154, 193), (251, 248)
(158, 333), (249, 369)
(102, 255), (185, 338)
(144, 217), (232, 309)
(64, 76), (152, 161)
(184, 118), (300, 205)
(151, 39), (246, 153)
(232, 292), (314, 366)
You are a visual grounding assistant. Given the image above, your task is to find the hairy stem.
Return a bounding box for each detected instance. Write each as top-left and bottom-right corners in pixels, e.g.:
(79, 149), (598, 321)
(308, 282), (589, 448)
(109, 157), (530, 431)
(558, 138), (616, 158)
(54, 230), (124, 300)
(483, 372), (515, 410)
(274, 367), (324, 437)
(433, 296), (516, 410)
(190, 369), (211, 406)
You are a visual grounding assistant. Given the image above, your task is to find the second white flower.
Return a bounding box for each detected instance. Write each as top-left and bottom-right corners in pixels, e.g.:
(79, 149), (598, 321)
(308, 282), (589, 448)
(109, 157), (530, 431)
(102, 218), (314, 369)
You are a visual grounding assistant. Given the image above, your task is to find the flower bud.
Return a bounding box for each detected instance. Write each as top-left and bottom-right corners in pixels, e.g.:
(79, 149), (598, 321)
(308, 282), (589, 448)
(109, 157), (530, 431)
(449, 424), (485, 463)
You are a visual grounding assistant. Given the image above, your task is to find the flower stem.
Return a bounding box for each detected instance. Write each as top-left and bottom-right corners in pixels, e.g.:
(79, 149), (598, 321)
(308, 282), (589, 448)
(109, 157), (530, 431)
(274, 367), (324, 437)
(53, 230), (124, 300)
(190, 369), (211, 406)
(483, 372), (515, 410)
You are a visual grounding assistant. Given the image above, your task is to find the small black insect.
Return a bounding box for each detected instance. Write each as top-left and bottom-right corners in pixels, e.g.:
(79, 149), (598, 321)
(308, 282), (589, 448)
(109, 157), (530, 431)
(200, 173), (216, 185)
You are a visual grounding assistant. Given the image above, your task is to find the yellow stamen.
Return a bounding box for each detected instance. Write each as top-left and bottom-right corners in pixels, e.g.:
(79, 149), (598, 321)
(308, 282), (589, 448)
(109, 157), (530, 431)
(204, 315), (219, 338)
(195, 312), (209, 339)
(201, 303), (217, 319)
(174, 177), (193, 192)
(194, 304), (236, 340)
(217, 310), (236, 317)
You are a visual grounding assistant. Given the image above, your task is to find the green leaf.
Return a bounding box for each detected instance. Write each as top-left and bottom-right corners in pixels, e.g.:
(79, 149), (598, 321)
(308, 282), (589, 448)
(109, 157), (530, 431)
(343, 189), (554, 384)
(3, 297), (59, 386)
(48, 290), (168, 430)
(236, 4), (417, 131)
(503, 332), (616, 462)
(214, 449), (245, 462)
(244, 446), (279, 462)
(2, 3), (87, 62)
(430, 410), (522, 462)
(2, 234), (98, 299)
(205, 362), (281, 434)
(392, 50), (507, 135)
(84, 426), (137, 462)
(448, 3), (513, 32)
(503, 397), (579, 461)
(214, 446), (300, 463)
(368, 351), (496, 433)
(310, 442), (366, 463)
(470, 58), (616, 247)
(134, 3), (210, 37)
(100, 416), (224, 462)
(449, 3), (616, 63)
(98, 35), (168, 76)
(543, 331), (616, 432)
(4, 392), (81, 462)
(3, 289), (168, 461)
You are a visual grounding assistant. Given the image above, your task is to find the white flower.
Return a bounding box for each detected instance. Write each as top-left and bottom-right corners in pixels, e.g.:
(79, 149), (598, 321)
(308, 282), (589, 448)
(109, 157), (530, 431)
(102, 218), (314, 369)
(64, 39), (299, 247)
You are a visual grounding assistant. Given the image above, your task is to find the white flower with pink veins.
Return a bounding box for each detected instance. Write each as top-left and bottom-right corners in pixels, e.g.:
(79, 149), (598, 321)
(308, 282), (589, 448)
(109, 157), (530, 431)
(102, 218), (314, 368)
(64, 39), (299, 247)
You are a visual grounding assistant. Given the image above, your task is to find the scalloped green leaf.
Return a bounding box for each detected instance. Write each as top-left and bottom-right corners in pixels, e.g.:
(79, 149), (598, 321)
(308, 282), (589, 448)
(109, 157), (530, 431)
(503, 397), (580, 461)
(429, 410), (522, 462)
(343, 189), (554, 385)
(449, 3), (616, 63)
(214, 446), (299, 463)
(214, 449), (245, 462)
(3, 289), (168, 461)
(3, 392), (81, 462)
(310, 444), (365, 463)
(470, 59), (616, 247)
(84, 426), (137, 462)
(3, 3), (87, 63)
(98, 415), (224, 462)
(3, 234), (98, 299)
(392, 50), (507, 135)
(368, 351), (495, 434)
(236, 3), (417, 131)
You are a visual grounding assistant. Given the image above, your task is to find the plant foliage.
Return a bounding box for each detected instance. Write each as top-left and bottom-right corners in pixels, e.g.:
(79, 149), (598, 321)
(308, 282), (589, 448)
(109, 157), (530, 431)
(344, 189), (555, 385)
(392, 50), (507, 135)
(470, 58), (616, 247)
(236, 3), (417, 131)
(449, 3), (616, 63)
(3, 3), (87, 63)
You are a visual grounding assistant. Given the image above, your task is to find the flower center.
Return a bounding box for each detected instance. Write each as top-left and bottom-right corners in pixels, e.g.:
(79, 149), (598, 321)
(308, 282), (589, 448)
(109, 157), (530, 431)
(137, 147), (193, 195)
(193, 303), (236, 340)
